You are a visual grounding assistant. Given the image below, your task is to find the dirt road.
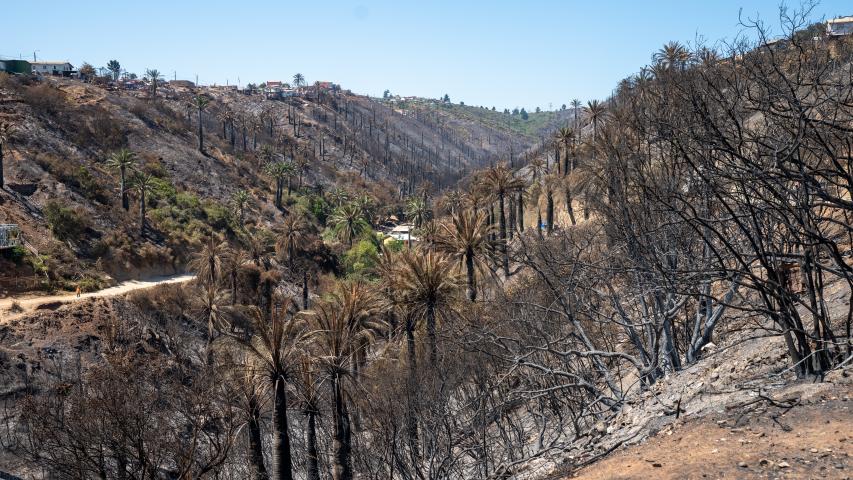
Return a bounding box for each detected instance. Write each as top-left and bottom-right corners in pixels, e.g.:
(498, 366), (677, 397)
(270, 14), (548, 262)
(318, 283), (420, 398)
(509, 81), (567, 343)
(0, 274), (194, 319)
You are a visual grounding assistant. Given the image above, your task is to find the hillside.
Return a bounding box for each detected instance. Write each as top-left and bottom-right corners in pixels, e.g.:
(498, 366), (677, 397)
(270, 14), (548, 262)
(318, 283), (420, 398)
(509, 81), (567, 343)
(0, 74), (530, 294)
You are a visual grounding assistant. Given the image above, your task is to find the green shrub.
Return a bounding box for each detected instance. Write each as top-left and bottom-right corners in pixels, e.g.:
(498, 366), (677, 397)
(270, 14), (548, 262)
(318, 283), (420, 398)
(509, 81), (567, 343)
(44, 201), (87, 242)
(343, 238), (379, 278)
(1, 245), (27, 264)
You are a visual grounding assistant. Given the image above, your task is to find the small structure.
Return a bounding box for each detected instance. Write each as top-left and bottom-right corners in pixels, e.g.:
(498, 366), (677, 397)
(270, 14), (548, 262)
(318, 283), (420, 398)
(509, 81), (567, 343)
(0, 224), (21, 250)
(387, 224), (418, 245)
(0, 59), (32, 75)
(31, 61), (75, 77)
(826, 16), (853, 36)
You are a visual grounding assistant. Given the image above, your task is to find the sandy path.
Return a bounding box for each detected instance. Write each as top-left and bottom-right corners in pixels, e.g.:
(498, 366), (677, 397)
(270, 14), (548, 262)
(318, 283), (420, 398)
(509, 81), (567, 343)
(0, 273), (194, 319)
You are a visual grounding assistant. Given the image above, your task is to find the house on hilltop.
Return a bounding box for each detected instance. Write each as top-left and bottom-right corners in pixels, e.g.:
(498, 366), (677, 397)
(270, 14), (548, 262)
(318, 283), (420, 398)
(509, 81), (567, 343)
(31, 61), (75, 77)
(826, 16), (853, 36)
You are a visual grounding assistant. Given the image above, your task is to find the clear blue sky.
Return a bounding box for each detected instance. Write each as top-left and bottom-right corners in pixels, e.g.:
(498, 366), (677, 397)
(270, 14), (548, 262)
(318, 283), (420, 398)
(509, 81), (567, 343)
(2, 1), (849, 110)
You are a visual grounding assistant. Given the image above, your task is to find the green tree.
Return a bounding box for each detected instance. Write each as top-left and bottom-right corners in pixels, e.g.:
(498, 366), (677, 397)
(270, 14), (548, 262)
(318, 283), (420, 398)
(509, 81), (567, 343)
(129, 172), (156, 236)
(106, 148), (136, 210)
(231, 189), (250, 226)
(145, 69), (162, 97)
(265, 161), (296, 209)
(107, 60), (121, 80)
(329, 203), (369, 247)
(293, 73), (306, 88)
(405, 197), (429, 229)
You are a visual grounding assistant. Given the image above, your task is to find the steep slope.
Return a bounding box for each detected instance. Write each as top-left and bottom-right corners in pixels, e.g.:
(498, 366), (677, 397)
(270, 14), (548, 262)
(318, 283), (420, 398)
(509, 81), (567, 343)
(0, 74), (529, 292)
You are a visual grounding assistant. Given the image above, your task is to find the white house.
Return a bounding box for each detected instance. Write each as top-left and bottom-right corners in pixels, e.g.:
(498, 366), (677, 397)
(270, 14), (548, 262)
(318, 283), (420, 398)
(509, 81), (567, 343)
(826, 16), (853, 36)
(31, 61), (74, 76)
(387, 224), (418, 244)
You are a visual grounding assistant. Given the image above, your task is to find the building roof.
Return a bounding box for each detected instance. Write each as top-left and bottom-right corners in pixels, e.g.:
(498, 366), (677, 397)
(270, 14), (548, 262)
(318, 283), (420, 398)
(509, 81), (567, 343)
(390, 223), (415, 233)
(31, 61), (72, 65)
(826, 16), (853, 24)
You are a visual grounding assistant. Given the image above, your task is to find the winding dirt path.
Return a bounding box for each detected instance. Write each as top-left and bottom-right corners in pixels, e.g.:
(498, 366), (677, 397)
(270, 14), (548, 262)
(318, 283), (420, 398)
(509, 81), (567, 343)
(0, 273), (194, 319)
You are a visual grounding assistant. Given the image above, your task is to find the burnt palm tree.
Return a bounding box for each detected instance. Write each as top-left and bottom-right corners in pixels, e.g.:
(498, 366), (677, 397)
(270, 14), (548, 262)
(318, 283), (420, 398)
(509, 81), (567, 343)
(192, 94), (210, 152)
(435, 210), (495, 302)
(265, 161), (295, 209)
(189, 235), (226, 288)
(653, 41), (691, 70)
(302, 281), (385, 480)
(224, 305), (308, 480)
(222, 246), (249, 305)
(557, 127), (575, 175)
(232, 360), (270, 480)
(106, 148), (136, 210)
(129, 172), (156, 237)
(295, 358), (322, 480)
(481, 164), (525, 276)
(275, 214), (310, 271)
(0, 122), (14, 189)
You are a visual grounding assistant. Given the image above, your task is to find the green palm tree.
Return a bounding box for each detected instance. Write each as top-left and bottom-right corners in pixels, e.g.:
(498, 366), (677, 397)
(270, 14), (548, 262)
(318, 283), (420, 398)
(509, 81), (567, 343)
(391, 248), (463, 365)
(329, 202), (369, 247)
(129, 172), (156, 237)
(0, 122), (13, 189)
(232, 189), (251, 226)
(405, 196), (429, 229)
(145, 69), (162, 97)
(293, 73), (306, 88)
(302, 281), (386, 480)
(192, 94), (210, 152)
(435, 210), (495, 302)
(106, 148), (136, 211)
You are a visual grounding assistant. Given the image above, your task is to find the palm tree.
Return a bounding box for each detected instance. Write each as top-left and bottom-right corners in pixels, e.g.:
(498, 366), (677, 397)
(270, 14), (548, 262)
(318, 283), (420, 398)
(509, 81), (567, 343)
(145, 69), (162, 98)
(328, 187), (350, 208)
(232, 360), (270, 480)
(653, 41), (691, 70)
(192, 94), (210, 152)
(543, 173), (559, 235)
(481, 164), (525, 276)
(390, 249), (462, 365)
(189, 235), (226, 288)
(329, 202), (369, 247)
(296, 358), (323, 480)
(275, 213), (310, 271)
(222, 246), (248, 305)
(405, 196), (430, 229)
(570, 98), (582, 130)
(0, 122), (13, 189)
(584, 100), (606, 143)
(557, 127), (574, 175)
(232, 189), (251, 226)
(106, 148), (136, 211)
(129, 172), (156, 237)
(265, 161), (295, 209)
(302, 281), (386, 480)
(293, 73), (306, 89)
(435, 210), (495, 301)
(224, 306), (307, 480)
